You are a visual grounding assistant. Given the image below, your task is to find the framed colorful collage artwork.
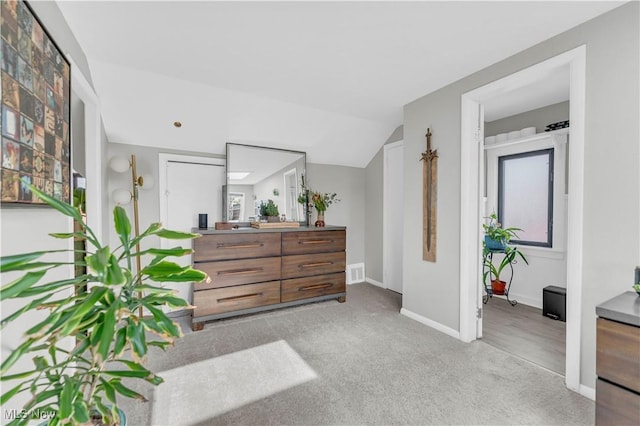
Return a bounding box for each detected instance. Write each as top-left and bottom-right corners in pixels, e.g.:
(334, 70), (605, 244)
(1, 0), (71, 205)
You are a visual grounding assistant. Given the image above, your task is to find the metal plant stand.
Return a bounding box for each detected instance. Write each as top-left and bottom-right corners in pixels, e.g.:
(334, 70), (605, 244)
(483, 248), (517, 306)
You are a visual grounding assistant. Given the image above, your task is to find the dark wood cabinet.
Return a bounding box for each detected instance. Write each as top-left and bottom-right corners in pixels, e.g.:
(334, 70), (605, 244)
(595, 293), (640, 425)
(191, 227), (347, 330)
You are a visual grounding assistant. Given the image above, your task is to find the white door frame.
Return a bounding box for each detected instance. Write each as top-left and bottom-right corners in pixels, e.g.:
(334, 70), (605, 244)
(68, 56), (103, 242)
(383, 140), (404, 293)
(283, 168), (300, 221)
(158, 153), (225, 242)
(459, 46), (586, 395)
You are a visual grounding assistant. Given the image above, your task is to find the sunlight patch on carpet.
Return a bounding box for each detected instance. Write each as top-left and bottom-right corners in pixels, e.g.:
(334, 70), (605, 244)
(150, 340), (318, 425)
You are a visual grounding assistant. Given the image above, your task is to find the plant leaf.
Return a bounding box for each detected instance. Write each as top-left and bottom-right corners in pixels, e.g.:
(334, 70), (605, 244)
(136, 247), (192, 259)
(127, 320), (147, 360)
(154, 228), (200, 240)
(111, 379), (147, 401)
(97, 302), (118, 363)
(0, 293), (54, 327)
(58, 378), (74, 420)
(0, 270), (46, 301)
(0, 382), (23, 405)
(0, 250), (60, 271)
(72, 400), (90, 424)
(86, 247), (125, 285)
(145, 305), (181, 337)
(27, 181), (83, 222)
(13, 275), (89, 298)
(113, 206), (131, 248)
(99, 378), (117, 404)
(149, 269), (207, 283)
(49, 232), (85, 239)
(129, 222), (162, 247)
(0, 338), (36, 374)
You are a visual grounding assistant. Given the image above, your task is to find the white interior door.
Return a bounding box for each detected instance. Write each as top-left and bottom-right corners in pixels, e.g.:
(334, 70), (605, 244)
(159, 155), (225, 305)
(383, 141), (404, 294)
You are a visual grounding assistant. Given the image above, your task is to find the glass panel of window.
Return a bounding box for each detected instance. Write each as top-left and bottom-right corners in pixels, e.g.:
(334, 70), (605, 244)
(498, 149), (553, 247)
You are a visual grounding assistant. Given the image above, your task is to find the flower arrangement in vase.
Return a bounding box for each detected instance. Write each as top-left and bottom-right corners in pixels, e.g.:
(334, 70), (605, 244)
(297, 181), (340, 227)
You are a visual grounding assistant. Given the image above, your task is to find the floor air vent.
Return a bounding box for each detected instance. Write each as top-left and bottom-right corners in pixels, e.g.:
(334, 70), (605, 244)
(346, 263), (365, 284)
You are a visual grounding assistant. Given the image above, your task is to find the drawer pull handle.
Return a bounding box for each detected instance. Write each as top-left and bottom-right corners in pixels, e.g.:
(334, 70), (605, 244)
(217, 292), (262, 303)
(299, 240), (332, 245)
(217, 243), (264, 249)
(300, 261), (333, 268)
(300, 283), (333, 291)
(218, 268), (264, 276)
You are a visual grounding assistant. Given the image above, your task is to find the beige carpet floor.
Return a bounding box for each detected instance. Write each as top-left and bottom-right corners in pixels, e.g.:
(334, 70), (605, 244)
(118, 283), (594, 425)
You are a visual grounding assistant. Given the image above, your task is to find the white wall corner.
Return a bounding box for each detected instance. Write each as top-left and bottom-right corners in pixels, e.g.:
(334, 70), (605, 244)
(365, 277), (384, 288)
(578, 384), (595, 401)
(401, 308), (461, 340)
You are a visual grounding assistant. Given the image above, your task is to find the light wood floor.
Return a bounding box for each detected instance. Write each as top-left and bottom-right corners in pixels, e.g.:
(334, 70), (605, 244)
(481, 296), (566, 375)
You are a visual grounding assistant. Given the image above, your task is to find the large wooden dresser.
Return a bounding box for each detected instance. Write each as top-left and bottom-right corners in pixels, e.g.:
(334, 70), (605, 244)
(191, 226), (347, 330)
(595, 291), (640, 425)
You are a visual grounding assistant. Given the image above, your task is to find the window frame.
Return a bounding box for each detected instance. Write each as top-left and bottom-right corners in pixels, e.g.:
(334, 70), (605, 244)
(497, 148), (554, 248)
(484, 130), (568, 255)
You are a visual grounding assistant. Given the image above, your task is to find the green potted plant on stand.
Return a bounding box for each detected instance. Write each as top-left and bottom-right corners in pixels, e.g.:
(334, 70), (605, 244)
(0, 184), (208, 426)
(483, 245), (528, 295)
(482, 212), (528, 296)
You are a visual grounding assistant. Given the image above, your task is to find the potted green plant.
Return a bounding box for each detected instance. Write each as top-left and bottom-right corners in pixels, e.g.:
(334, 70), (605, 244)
(482, 212), (522, 250)
(0, 184), (208, 426)
(483, 245), (529, 295)
(259, 199), (279, 222)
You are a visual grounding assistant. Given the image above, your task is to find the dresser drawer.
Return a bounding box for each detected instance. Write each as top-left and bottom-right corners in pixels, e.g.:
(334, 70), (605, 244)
(194, 233), (281, 262)
(282, 251), (346, 279)
(193, 281), (281, 317)
(596, 318), (640, 393)
(194, 257), (281, 290)
(596, 379), (640, 426)
(282, 230), (346, 255)
(281, 272), (346, 302)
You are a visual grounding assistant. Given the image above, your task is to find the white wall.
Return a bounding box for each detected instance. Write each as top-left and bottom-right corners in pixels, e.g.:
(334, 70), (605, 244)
(253, 157), (305, 218)
(306, 163), (365, 266)
(402, 2), (639, 389)
(0, 1), (96, 415)
(485, 101), (569, 137)
(0, 210), (74, 413)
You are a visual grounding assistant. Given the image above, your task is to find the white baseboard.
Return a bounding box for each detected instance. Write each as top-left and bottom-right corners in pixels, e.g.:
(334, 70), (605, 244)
(578, 384), (595, 401)
(400, 308), (460, 340)
(365, 277), (384, 288)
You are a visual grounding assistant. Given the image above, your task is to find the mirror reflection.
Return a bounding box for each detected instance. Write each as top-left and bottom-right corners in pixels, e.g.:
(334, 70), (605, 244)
(225, 143), (306, 223)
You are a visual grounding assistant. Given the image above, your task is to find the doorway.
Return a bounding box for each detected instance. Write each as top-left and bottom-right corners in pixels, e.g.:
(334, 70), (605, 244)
(158, 154), (225, 305)
(383, 141), (404, 294)
(459, 46), (586, 395)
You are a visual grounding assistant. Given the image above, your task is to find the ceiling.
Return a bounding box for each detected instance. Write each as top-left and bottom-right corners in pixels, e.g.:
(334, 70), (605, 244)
(57, 1), (622, 167)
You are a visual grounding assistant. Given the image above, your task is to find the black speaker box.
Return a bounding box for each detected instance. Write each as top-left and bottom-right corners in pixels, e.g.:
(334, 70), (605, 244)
(543, 285), (566, 322)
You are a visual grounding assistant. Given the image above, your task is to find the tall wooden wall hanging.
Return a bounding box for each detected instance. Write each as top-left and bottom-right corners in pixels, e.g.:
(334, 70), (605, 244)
(420, 128), (438, 262)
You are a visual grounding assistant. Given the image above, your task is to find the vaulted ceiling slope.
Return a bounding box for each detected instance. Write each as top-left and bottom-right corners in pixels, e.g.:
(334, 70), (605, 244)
(57, 1), (622, 167)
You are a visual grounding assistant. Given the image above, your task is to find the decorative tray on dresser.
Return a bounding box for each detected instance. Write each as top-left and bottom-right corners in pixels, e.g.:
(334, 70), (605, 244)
(595, 291), (640, 425)
(191, 226), (347, 330)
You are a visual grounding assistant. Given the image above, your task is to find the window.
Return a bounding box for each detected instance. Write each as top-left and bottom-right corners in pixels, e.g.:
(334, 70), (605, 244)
(498, 149), (553, 247)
